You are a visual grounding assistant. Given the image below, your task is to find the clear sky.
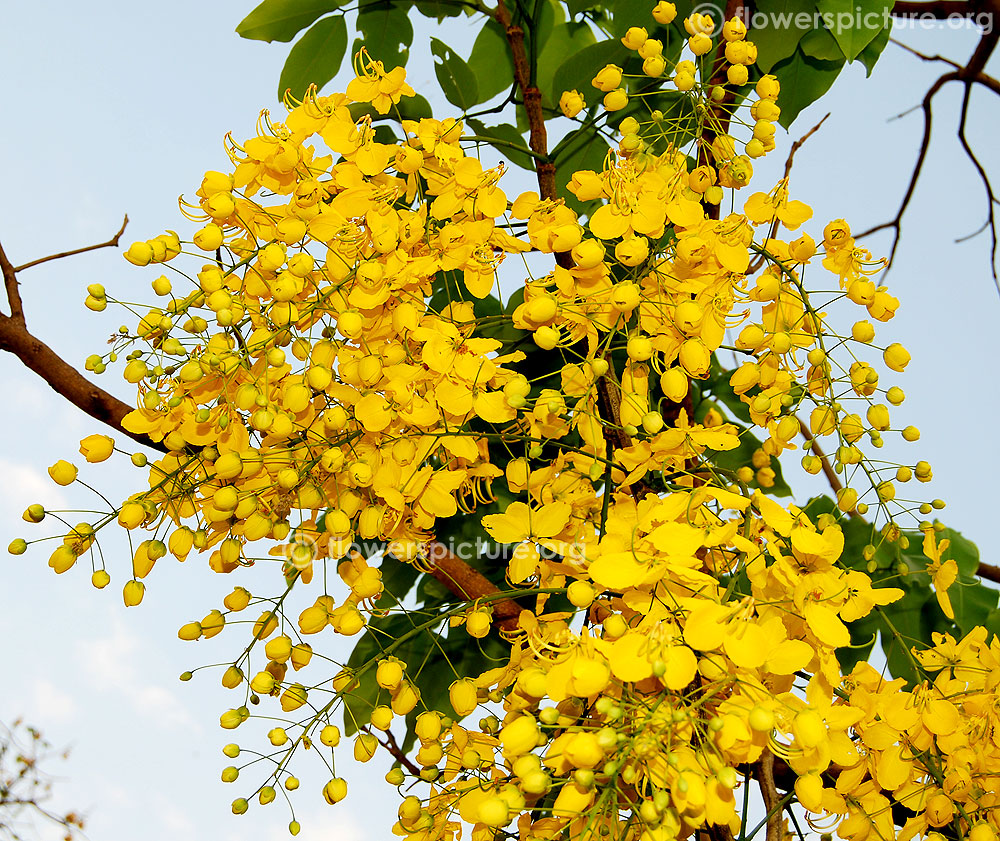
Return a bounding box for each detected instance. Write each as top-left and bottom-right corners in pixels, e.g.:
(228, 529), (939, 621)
(0, 4), (997, 841)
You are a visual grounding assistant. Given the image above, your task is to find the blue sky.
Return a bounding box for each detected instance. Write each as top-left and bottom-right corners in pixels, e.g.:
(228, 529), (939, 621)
(0, 4), (997, 840)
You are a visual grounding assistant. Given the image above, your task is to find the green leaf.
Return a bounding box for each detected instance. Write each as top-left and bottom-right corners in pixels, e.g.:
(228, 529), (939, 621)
(413, 0), (464, 18)
(858, 24), (890, 76)
(552, 39), (630, 109)
(430, 38), (479, 111)
(800, 25), (844, 61)
(772, 46), (845, 128)
(550, 126), (611, 213)
(467, 20), (516, 102)
(815, 0), (891, 61)
(751, 0), (815, 73)
(277, 15), (349, 101)
(950, 578), (999, 637)
(465, 120), (535, 171)
(984, 608), (1000, 641)
(538, 22), (597, 108)
(938, 526), (981, 579)
(237, 0), (345, 42)
(357, 1), (414, 65)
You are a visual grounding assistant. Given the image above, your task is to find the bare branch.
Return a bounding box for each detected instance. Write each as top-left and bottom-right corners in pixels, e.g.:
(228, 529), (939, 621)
(856, 71), (957, 263)
(890, 37), (961, 68)
(0, 241), (24, 325)
(747, 113), (830, 274)
(14, 214), (129, 273)
(0, 312), (164, 453)
(955, 82), (999, 284)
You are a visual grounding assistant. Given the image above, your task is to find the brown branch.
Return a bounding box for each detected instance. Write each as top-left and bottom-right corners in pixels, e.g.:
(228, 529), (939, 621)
(364, 725), (421, 776)
(755, 750), (783, 841)
(425, 542), (522, 632)
(955, 81), (999, 282)
(0, 313), (164, 453)
(493, 0), (554, 200)
(0, 239), (24, 325)
(856, 71), (956, 263)
(862, 18), (1000, 270)
(13, 214), (129, 273)
(891, 0), (988, 16)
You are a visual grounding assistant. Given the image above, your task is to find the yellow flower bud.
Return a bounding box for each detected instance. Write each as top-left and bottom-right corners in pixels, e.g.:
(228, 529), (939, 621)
(47, 460), (78, 486)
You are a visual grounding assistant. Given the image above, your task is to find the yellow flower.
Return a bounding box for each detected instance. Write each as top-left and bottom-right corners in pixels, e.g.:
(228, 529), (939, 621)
(79, 434), (115, 463)
(47, 459), (78, 486)
(923, 528), (957, 619)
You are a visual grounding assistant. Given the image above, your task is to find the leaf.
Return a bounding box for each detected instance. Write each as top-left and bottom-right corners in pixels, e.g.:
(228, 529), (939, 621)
(467, 19), (516, 102)
(950, 578), (999, 637)
(694, 410), (792, 498)
(465, 119), (535, 171)
(550, 126), (611, 214)
(772, 47), (845, 128)
(237, 0), (345, 42)
(430, 38), (479, 111)
(751, 0), (816, 73)
(538, 22), (597, 108)
(356, 1), (414, 65)
(413, 0), (464, 18)
(800, 25), (845, 61)
(277, 15), (348, 101)
(552, 39), (630, 109)
(858, 24), (890, 76)
(815, 0), (891, 61)
(937, 526), (981, 578)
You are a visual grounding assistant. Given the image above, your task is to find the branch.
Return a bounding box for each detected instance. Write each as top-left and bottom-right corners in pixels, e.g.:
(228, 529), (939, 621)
(747, 113), (830, 275)
(0, 240), (24, 325)
(861, 21), (1000, 272)
(13, 214), (129, 273)
(955, 81), (999, 283)
(364, 725), (421, 776)
(891, 0), (988, 16)
(493, 0), (554, 200)
(425, 542), (522, 632)
(0, 312), (164, 453)
(755, 750), (783, 841)
(856, 71), (957, 263)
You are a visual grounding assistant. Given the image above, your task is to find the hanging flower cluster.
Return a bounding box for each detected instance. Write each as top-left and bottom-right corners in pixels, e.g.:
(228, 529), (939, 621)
(11, 4), (999, 841)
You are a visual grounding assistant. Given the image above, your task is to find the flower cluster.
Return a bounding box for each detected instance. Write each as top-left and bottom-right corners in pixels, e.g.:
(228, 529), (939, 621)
(11, 5), (998, 841)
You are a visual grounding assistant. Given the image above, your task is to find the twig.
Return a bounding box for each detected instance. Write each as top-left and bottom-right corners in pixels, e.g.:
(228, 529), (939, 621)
(0, 240), (24, 325)
(861, 22), (1000, 273)
(364, 725), (421, 776)
(13, 214), (129, 273)
(856, 71), (956, 264)
(795, 416), (867, 522)
(955, 82), (999, 284)
(890, 37), (961, 69)
(747, 113), (830, 275)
